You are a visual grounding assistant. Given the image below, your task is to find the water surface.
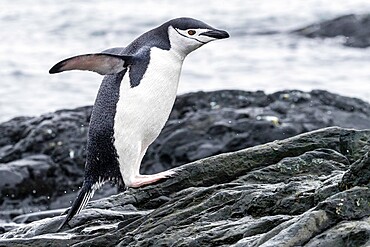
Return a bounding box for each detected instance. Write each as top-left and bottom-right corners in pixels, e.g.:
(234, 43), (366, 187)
(1, 0), (370, 122)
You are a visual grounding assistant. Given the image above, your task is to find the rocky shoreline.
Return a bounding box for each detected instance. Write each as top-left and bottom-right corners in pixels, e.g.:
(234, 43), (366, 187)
(0, 89), (369, 246)
(1, 12), (370, 246)
(293, 14), (370, 48)
(0, 127), (369, 246)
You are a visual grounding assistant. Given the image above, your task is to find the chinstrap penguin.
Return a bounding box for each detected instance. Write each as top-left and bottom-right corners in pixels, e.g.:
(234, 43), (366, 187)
(49, 17), (229, 230)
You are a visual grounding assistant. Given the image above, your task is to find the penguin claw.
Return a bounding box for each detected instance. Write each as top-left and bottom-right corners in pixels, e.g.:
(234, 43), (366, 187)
(163, 170), (177, 178)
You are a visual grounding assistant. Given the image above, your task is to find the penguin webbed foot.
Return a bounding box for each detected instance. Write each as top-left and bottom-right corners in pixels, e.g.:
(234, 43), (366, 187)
(129, 170), (177, 188)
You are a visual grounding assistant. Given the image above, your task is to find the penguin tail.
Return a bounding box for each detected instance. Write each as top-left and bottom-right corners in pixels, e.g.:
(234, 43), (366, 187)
(57, 181), (96, 231)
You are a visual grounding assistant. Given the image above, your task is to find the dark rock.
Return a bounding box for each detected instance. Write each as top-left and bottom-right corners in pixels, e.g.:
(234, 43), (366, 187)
(0, 155), (69, 220)
(305, 218), (370, 247)
(0, 107), (94, 221)
(293, 14), (370, 48)
(12, 209), (65, 224)
(1, 90), (370, 222)
(339, 151), (370, 190)
(0, 127), (369, 246)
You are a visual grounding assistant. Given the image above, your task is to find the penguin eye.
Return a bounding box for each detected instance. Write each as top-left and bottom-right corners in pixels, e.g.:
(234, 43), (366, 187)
(188, 30), (196, 36)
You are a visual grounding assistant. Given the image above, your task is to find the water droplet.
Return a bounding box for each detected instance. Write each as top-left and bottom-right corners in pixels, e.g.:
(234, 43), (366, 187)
(69, 150), (75, 159)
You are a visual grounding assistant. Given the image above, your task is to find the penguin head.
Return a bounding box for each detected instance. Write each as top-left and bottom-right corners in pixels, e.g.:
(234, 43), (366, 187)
(164, 17), (229, 57)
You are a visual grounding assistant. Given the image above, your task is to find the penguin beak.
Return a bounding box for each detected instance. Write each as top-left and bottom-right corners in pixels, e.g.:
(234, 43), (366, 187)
(200, 29), (229, 39)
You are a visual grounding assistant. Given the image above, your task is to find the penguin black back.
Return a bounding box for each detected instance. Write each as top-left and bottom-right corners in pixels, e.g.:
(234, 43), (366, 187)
(58, 72), (125, 230)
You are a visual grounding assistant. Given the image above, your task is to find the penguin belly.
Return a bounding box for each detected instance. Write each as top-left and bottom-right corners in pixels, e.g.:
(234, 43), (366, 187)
(114, 47), (183, 186)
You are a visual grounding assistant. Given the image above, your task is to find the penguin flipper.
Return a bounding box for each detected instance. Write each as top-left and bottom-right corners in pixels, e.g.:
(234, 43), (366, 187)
(49, 53), (134, 75)
(57, 181), (95, 231)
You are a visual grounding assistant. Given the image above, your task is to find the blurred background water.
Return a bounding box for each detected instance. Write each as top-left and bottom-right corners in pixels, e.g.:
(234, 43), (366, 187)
(1, 0), (370, 122)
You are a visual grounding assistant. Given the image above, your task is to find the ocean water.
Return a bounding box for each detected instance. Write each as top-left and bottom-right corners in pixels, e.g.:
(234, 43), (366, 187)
(1, 0), (370, 122)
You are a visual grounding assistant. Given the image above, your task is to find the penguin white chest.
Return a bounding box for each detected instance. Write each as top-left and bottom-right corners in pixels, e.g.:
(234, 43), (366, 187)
(114, 47), (184, 153)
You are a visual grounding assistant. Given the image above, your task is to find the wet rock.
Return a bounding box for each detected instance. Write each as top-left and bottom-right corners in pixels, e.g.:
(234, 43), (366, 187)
(0, 127), (369, 246)
(293, 14), (370, 48)
(339, 151), (370, 190)
(1, 90), (370, 224)
(145, 89), (370, 174)
(0, 155), (66, 219)
(0, 107), (93, 221)
(305, 218), (370, 247)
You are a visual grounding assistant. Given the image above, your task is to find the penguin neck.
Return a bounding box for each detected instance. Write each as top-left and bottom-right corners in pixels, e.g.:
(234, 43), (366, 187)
(170, 48), (187, 62)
